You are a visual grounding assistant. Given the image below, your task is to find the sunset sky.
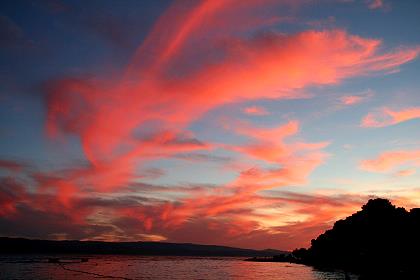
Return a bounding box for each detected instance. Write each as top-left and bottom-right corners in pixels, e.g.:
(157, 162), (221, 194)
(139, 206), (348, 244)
(1, 0), (420, 250)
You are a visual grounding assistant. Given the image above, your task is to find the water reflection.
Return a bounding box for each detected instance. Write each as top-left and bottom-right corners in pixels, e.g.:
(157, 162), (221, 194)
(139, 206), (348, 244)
(0, 256), (355, 280)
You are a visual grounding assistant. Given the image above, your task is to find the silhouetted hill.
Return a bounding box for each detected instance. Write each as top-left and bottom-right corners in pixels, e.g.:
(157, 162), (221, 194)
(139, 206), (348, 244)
(292, 198), (420, 278)
(0, 237), (285, 257)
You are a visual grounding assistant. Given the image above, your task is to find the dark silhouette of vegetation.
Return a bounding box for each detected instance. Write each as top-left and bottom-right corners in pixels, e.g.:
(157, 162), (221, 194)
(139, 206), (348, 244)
(292, 198), (420, 278)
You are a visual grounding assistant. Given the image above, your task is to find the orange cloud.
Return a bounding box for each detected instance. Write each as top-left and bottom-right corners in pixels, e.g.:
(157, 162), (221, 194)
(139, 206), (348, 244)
(46, 27), (419, 197)
(128, 120), (330, 234)
(361, 107), (420, 127)
(243, 106), (269, 116)
(394, 169), (416, 177)
(2, 171), (420, 249)
(339, 90), (373, 106)
(341, 95), (363, 105)
(30, 0), (420, 247)
(360, 149), (420, 172)
(222, 120), (328, 194)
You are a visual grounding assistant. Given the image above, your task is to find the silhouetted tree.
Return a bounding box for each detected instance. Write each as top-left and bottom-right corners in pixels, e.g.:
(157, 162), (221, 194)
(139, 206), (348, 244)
(292, 198), (419, 277)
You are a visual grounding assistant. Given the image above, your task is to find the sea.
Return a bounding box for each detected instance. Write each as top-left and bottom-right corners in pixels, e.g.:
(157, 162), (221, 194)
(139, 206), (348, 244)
(0, 255), (357, 280)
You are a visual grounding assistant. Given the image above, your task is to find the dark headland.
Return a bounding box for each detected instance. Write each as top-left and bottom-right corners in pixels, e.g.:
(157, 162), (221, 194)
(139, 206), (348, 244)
(0, 237), (284, 257)
(249, 198), (420, 279)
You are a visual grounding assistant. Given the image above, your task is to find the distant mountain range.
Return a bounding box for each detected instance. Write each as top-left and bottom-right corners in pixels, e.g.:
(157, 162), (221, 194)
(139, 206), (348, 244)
(0, 237), (285, 257)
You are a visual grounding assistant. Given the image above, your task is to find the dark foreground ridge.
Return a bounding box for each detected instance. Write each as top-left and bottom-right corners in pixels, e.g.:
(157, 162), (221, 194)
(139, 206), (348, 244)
(0, 237), (284, 257)
(251, 198), (420, 278)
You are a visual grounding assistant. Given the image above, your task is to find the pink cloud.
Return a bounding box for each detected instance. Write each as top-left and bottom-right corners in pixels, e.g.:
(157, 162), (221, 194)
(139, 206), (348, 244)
(365, 0), (385, 10)
(339, 90), (373, 106)
(361, 107), (420, 127)
(132, 120), (330, 231)
(394, 169), (416, 177)
(341, 95), (363, 105)
(243, 106), (269, 116)
(360, 149), (420, 172)
(222, 121), (329, 193)
(4, 0), (417, 247)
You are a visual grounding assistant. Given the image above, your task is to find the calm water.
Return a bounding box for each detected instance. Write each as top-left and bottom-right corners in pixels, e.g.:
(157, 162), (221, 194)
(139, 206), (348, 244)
(0, 255), (357, 280)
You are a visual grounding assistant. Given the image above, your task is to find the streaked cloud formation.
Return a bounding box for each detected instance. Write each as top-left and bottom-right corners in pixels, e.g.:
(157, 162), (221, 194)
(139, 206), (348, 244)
(361, 107), (420, 127)
(366, 0), (386, 10)
(340, 90), (374, 106)
(1, 0), (420, 250)
(360, 149), (420, 173)
(243, 106), (269, 116)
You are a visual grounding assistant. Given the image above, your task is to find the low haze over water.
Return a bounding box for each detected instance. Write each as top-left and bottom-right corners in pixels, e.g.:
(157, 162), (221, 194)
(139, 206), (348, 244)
(0, 256), (353, 280)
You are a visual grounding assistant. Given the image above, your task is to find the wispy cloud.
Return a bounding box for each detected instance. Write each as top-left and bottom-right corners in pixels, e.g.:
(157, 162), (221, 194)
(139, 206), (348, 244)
(1, 0), (420, 248)
(39, 0), (420, 245)
(360, 149), (420, 172)
(394, 168), (416, 177)
(243, 106), (269, 116)
(339, 89), (374, 106)
(361, 106), (420, 127)
(365, 0), (387, 10)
